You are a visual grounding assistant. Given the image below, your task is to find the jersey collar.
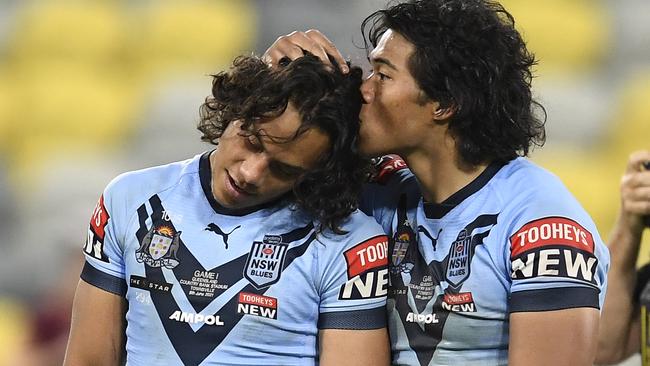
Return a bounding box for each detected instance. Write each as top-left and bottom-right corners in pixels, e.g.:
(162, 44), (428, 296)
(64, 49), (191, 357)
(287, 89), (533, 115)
(422, 160), (506, 219)
(199, 151), (284, 216)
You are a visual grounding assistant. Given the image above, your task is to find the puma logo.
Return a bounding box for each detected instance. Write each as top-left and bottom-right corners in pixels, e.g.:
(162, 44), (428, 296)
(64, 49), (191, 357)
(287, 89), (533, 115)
(418, 226), (443, 251)
(205, 223), (241, 249)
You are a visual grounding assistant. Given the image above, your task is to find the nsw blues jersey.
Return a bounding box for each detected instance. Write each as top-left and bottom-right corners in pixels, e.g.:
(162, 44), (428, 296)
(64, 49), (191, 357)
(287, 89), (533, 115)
(360, 156), (610, 366)
(82, 152), (389, 366)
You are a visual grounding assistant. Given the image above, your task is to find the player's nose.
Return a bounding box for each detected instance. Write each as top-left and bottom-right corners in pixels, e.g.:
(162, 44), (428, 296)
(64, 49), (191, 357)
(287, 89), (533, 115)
(239, 154), (269, 187)
(360, 76), (375, 104)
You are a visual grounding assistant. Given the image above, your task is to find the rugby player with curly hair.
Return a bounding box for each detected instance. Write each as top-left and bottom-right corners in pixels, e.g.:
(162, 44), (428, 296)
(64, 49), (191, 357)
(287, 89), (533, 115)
(64, 54), (391, 366)
(265, 1), (610, 365)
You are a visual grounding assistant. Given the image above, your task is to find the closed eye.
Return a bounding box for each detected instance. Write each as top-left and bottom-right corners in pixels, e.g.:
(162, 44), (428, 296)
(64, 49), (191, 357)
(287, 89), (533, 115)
(269, 161), (305, 180)
(367, 70), (390, 82)
(240, 130), (263, 152)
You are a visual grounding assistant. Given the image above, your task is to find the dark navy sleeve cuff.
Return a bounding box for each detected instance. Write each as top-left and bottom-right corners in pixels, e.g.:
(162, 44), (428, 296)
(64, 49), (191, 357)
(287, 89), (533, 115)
(80, 261), (127, 297)
(509, 287), (599, 313)
(318, 307), (387, 330)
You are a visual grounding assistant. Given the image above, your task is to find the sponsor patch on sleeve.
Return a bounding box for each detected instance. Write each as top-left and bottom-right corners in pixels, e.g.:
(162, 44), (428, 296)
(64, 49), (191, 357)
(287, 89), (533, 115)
(90, 195), (110, 239)
(510, 216), (594, 257)
(84, 195), (110, 262)
(339, 235), (389, 300)
(237, 292), (278, 319)
(344, 235), (389, 278)
(510, 216), (598, 284)
(372, 155), (408, 184)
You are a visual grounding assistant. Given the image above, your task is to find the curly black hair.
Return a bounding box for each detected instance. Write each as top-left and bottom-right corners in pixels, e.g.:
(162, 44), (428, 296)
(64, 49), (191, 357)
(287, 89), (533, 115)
(362, 0), (546, 165)
(198, 54), (367, 234)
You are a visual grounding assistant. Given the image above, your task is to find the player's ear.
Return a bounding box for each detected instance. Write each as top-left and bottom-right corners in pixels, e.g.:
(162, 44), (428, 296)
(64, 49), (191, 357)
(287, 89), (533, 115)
(432, 104), (455, 121)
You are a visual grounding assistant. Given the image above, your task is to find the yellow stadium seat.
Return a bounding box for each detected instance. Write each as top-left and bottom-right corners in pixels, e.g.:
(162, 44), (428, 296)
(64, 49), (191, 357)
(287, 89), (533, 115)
(0, 71), (13, 156)
(11, 69), (138, 141)
(6, 1), (126, 70)
(500, 0), (611, 76)
(606, 69), (650, 157)
(5, 66), (141, 187)
(131, 1), (257, 76)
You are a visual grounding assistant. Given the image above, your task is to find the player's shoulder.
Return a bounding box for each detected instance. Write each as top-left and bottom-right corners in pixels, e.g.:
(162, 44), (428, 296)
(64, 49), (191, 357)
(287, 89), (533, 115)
(495, 158), (601, 244)
(493, 157), (574, 203)
(320, 210), (387, 248)
(343, 209), (386, 232)
(316, 210), (389, 276)
(104, 153), (202, 203)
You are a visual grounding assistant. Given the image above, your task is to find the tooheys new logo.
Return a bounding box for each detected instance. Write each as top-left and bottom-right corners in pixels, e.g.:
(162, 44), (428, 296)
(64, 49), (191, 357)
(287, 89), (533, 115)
(510, 216), (598, 284)
(84, 195), (110, 262)
(391, 213), (498, 366)
(339, 235), (389, 300)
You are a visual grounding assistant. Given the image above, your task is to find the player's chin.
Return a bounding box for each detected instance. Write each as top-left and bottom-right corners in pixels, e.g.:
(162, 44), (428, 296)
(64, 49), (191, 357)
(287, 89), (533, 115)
(358, 122), (386, 156)
(358, 139), (387, 159)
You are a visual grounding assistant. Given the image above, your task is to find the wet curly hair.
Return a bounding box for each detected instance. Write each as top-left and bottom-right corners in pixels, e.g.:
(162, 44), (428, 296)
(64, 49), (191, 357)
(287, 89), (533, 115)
(198, 54), (367, 234)
(362, 0), (546, 165)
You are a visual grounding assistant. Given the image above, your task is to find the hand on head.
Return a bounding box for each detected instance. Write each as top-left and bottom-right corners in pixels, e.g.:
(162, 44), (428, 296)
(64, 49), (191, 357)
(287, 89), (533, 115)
(263, 29), (349, 73)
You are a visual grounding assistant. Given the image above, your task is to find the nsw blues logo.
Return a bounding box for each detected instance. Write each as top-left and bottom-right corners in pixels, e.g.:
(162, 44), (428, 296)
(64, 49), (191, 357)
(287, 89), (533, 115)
(244, 241), (288, 289)
(445, 229), (472, 288)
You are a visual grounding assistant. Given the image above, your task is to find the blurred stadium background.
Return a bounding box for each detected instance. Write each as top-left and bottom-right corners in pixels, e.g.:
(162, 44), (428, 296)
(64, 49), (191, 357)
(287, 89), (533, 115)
(0, 0), (648, 365)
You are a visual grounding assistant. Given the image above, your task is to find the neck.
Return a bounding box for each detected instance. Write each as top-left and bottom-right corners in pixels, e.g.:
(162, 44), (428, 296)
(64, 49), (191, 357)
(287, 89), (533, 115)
(403, 130), (490, 204)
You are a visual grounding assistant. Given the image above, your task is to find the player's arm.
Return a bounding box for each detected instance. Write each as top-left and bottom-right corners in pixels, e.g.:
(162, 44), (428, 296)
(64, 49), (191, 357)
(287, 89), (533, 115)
(319, 328), (390, 366)
(63, 279), (127, 366)
(316, 230), (391, 365)
(507, 193), (610, 365)
(596, 151), (650, 364)
(595, 216), (644, 364)
(509, 307), (599, 366)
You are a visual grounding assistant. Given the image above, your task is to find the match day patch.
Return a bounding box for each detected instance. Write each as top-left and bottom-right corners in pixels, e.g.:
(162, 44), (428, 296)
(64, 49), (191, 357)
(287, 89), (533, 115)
(372, 155), (408, 184)
(339, 235), (389, 300)
(510, 216), (594, 258)
(84, 195), (110, 262)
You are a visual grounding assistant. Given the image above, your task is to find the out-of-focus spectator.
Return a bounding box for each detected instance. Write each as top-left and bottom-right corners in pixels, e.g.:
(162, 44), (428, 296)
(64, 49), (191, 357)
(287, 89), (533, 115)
(597, 150), (650, 365)
(5, 251), (82, 366)
(0, 154), (125, 366)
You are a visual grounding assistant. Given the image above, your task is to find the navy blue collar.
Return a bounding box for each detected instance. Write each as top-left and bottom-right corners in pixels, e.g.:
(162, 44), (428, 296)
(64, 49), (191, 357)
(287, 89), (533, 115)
(423, 161), (506, 219)
(199, 151), (283, 216)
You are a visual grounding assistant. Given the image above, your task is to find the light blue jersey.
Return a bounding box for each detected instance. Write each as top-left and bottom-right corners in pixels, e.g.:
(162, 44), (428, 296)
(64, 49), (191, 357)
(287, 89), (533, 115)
(82, 152), (389, 366)
(361, 156), (610, 366)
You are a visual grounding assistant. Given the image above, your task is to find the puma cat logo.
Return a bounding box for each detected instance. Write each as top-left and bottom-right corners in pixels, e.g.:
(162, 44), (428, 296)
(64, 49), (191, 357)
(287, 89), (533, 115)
(418, 226), (443, 251)
(205, 223), (241, 249)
